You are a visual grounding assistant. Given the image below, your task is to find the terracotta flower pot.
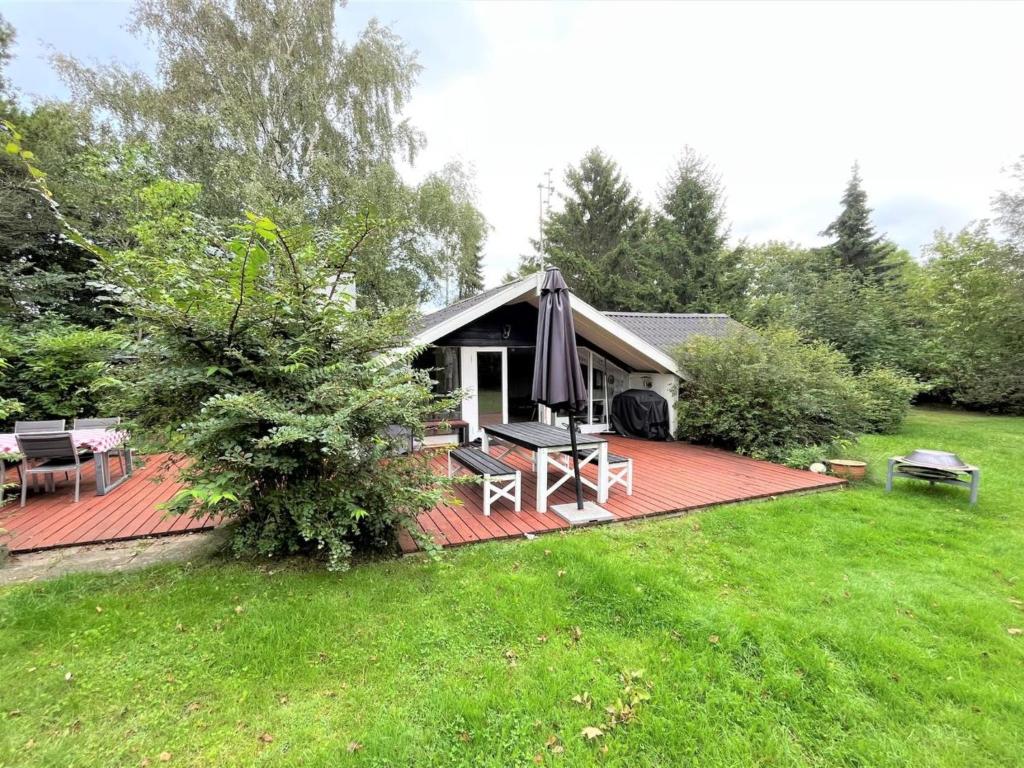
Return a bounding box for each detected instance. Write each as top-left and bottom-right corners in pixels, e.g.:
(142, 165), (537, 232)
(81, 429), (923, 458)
(827, 459), (867, 480)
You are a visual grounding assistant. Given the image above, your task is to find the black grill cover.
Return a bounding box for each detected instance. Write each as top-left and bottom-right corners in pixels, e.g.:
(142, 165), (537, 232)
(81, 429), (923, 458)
(611, 389), (670, 440)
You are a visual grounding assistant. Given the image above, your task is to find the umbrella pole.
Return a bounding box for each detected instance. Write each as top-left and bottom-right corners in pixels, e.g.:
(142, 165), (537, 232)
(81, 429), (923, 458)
(568, 413), (584, 509)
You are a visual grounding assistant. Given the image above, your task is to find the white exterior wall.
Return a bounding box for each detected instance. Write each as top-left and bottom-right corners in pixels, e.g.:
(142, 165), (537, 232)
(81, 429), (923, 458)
(627, 372), (680, 437)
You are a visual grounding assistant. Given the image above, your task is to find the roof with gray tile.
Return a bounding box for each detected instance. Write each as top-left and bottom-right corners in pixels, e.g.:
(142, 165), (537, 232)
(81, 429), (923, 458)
(602, 312), (745, 354)
(418, 277), (743, 359)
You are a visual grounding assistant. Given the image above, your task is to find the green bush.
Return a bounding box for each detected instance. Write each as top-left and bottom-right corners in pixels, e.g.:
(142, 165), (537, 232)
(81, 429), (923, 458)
(108, 183), (451, 569)
(857, 367), (921, 433)
(0, 320), (126, 426)
(674, 328), (917, 462)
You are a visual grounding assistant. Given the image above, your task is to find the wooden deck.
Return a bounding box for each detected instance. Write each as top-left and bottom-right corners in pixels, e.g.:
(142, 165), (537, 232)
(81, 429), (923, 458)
(1, 438), (844, 557)
(400, 436), (844, 552)
(0, 454), (215, 554)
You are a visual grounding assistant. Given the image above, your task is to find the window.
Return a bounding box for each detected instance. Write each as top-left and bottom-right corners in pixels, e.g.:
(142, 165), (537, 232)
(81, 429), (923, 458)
(413, 347), (460, 419)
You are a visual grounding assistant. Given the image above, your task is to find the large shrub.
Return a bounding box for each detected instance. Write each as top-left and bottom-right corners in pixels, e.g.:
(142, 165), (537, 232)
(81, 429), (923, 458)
(674, 328), (917, 462)
(857, 366), (921, 433)
(0, 320), (125, 426)
(108, 182), (452, 568)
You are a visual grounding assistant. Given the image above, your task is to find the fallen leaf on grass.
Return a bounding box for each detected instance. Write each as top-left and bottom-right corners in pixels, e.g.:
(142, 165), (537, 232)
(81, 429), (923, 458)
(95, 606), (103, 613)
(258, 732), (274, 743)
(347, 741), (363, 753)
(458, 730), (472, 743)
(234, 605), (244, 615)
(581, 726), (604, 740)
(557, 570), (566, 578)
(537, 634), (548, 644)
(1008, 627), (1023, 636)
(532, 754), (543, 765)
(708, 635), (720, 645)
(159, 752), (172, 762)
(571, 692), (593, 709)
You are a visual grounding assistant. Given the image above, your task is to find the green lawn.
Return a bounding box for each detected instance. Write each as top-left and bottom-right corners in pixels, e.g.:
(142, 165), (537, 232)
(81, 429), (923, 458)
(1, 409), (1022, 767)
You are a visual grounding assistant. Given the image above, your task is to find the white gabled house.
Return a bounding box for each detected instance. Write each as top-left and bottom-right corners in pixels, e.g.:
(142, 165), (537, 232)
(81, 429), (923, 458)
(412, 272), (744, 442)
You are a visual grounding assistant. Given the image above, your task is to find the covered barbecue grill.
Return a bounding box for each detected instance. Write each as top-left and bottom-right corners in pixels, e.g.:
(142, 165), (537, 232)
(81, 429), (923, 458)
(610, 389), (670, 441)
(886, 449), (980, 505)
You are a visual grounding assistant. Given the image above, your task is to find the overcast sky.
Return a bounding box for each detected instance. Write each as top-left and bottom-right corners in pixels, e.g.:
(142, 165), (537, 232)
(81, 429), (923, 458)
(3, 0), (1023, 288)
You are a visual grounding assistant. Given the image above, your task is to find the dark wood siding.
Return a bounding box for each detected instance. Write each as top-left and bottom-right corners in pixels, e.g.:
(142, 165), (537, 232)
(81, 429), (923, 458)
(434, 302), (636, 372)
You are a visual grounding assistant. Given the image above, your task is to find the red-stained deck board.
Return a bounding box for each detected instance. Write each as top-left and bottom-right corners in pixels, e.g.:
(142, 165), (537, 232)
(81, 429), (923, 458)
(402, 435), (843, 552)
(0, 454), (216, 554)
(1, 437), (844, 557)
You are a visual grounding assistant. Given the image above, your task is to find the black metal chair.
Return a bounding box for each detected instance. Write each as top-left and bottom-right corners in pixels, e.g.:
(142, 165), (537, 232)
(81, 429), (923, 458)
(15, 433), (94, 506)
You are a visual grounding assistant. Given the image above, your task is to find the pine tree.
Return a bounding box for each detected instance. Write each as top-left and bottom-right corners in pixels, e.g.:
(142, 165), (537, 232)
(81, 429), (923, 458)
(821, 163), (893, 275)
(457, 243), (485, 299)
(648, 147), (734, 311)
(542, 148), (654, 307)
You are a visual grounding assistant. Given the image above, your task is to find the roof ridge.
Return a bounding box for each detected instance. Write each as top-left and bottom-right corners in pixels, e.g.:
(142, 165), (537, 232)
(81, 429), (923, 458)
(605, 311), (730, 318)
(421, 275), (533, 319)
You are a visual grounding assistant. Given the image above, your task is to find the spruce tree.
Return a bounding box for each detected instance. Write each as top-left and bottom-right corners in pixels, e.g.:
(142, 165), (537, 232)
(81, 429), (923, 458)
(457, 243), (485, 299)
(649, 147), (734, 311)
(821, 163), (893, 276)
(542, 148), (654, 307)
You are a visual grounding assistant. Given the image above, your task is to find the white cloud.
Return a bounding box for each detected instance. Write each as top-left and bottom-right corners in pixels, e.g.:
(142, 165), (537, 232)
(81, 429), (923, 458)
(403, 0), (1024, 285)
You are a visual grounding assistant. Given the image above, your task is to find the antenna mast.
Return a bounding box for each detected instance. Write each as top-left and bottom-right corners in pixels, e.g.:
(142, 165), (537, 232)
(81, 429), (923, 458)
(537, 168), (554, 268)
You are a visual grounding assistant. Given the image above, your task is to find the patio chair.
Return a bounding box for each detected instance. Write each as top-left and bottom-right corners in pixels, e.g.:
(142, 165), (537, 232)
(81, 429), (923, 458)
(10, 420), (68, 491)
(72, 417), (128, 474)
(72, 417), (121, 429)
(14, 419), (66, 433)
(15, 432), (94, 507)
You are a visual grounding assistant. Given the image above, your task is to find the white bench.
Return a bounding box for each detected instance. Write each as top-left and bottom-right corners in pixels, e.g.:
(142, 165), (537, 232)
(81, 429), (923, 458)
(448, 447), (522, 516)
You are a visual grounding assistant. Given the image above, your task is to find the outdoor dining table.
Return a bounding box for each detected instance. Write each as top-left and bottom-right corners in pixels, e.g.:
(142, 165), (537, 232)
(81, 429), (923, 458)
(0, 428), (133, 498)
(480, 422), (609, 513)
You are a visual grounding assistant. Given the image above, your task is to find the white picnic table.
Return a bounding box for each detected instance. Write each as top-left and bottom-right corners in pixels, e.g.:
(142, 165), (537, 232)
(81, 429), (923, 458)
(0, 428), (133, 497)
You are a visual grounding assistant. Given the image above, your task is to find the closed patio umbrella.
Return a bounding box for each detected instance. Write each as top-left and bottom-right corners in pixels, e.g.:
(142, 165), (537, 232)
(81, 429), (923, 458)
(532, 266), (588, 509)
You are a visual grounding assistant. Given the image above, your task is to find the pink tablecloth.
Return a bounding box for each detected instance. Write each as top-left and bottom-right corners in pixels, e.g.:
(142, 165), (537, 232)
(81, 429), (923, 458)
(0, 428), (129, 457)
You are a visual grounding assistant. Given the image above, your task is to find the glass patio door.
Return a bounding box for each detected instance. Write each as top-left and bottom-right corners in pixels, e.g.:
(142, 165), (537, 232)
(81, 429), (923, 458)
(460, 348), (508, 441)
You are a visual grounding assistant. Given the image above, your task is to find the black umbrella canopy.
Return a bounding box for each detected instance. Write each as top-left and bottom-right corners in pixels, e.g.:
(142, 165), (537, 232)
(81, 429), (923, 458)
(532, 267), (588, 415)
(532, 266), (589, 509)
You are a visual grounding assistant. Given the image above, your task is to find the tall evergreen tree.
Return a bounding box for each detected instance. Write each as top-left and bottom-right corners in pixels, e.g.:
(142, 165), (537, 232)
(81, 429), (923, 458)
(821, 162), (893, 275)
(541, 147), (662, 308)
(648, 147), (735, 311)
(457, 243), (485, 300)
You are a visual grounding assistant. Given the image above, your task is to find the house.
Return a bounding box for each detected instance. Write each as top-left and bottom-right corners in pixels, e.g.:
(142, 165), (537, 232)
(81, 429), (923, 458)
(413, 272), (744, 442)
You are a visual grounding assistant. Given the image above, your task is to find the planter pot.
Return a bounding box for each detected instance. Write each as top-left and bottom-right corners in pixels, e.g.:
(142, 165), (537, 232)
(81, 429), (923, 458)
(827, 459), (867, 480)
